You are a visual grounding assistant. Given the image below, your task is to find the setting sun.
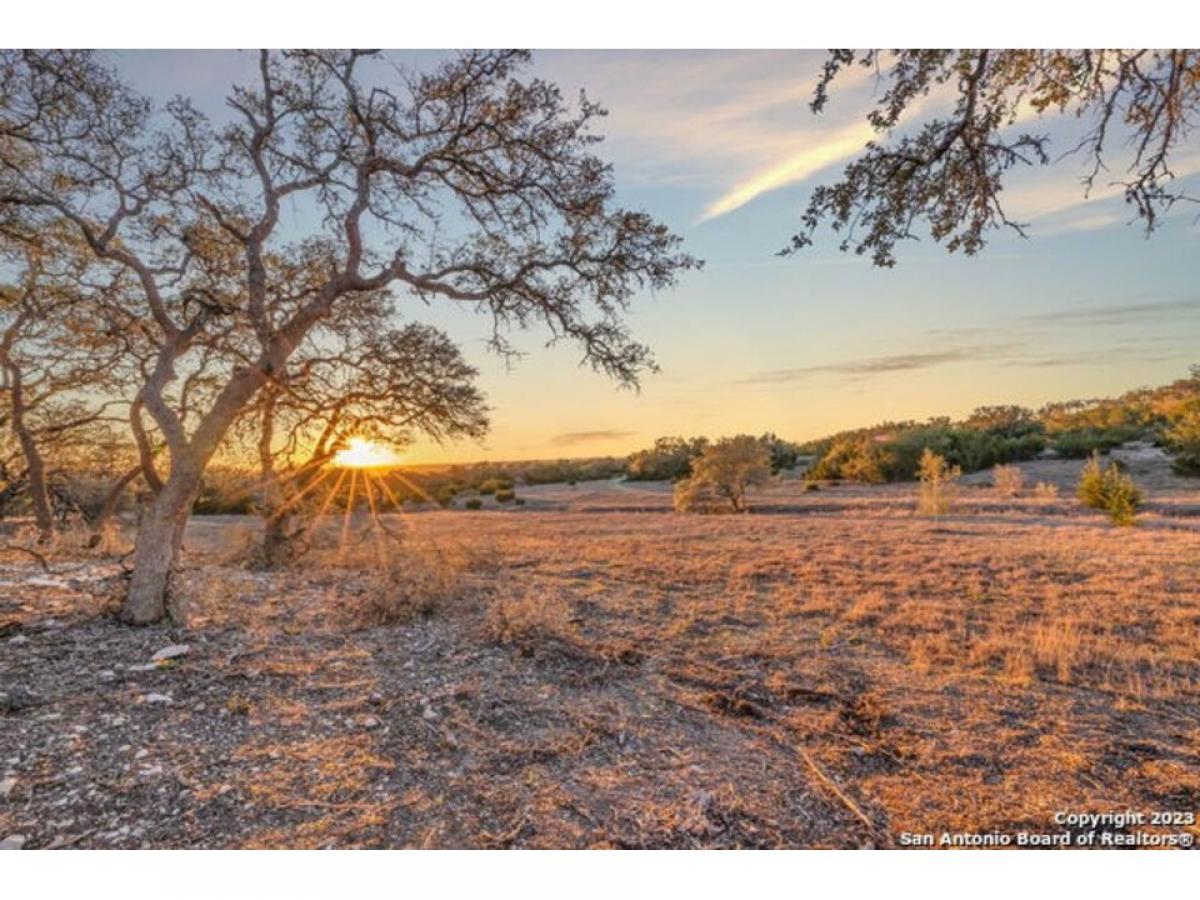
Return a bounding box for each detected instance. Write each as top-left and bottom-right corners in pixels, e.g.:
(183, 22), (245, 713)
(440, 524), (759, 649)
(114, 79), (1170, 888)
(331, 437), (405, 470)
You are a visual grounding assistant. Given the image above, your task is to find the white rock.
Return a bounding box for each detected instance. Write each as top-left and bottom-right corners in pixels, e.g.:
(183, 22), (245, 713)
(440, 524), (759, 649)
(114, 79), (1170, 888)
(0, 777), (15, 799)
(142, 693), (173, 705)
(7, 635), (27, 646)
(151, 644), (190, 662)
(134, 749), (150, 760)
(0, 834), (26, 850)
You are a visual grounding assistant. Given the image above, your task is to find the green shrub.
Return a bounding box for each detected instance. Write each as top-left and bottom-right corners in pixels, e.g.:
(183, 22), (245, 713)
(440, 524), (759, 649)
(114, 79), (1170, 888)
(626, 436), (709, 482)
(760, 432), (803, 473)
(464, 497), (483, 510)
(1103, 477), (1141, 526)
(520, 458), (624, 485)
(1077, 452), (1142, 526)
(1165, 398), (1200, 475)
(495, 489), (516, 503)
(803, 420), (1045, 485)
(1052, 424), (1149, 458)
(477, 477), (513, 495)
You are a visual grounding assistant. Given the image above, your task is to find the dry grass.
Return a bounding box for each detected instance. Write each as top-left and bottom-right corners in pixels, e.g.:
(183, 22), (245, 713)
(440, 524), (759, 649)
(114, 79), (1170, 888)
(1032, 481), (1060, 501)
(5, 457), (1199, 848)
(992, 464), (1024, 496)
(3, 520), (131, 562)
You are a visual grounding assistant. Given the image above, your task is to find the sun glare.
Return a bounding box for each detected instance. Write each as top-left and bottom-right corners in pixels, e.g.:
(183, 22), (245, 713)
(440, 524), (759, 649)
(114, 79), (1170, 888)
(331, 437), (404, 470)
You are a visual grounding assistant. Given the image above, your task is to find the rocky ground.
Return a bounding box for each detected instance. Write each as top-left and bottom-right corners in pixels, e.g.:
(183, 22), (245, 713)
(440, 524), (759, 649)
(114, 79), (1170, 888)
(2, 456), (1199, 848)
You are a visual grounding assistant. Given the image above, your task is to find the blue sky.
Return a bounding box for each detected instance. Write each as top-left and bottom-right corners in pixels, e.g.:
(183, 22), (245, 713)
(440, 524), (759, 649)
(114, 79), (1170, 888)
(114, 50), (1200, 462)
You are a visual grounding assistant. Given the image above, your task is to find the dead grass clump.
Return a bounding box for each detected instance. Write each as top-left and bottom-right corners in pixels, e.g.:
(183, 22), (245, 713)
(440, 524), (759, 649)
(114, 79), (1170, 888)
(915, 449), (961, 517)
(991, 464), (1024, 496)
(1032, 621), (1083, 683)
(485, 588), (573, 649)
(8, 520), (132, 561)
(356, 542), (472, 626)
(1032, 481), (1059, 501)
(843, 590), (889, 626)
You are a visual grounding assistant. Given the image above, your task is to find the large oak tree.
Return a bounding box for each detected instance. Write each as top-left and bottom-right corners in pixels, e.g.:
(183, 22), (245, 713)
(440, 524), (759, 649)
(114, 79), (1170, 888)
(1, 49), (698, 623)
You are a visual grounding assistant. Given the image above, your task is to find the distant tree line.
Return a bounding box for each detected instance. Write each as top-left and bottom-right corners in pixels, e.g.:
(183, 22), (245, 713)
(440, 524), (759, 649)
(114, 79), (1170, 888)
(800, 367), (1200, 483)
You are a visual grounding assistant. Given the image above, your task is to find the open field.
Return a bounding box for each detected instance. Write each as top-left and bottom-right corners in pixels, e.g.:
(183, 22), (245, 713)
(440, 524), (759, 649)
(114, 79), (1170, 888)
(2, 452), (1199, 849)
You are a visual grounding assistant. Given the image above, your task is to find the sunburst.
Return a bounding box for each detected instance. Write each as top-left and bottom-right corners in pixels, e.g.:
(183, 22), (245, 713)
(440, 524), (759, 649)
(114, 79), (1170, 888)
(281, 437), (422, 564)
(331, 437), (405, 470)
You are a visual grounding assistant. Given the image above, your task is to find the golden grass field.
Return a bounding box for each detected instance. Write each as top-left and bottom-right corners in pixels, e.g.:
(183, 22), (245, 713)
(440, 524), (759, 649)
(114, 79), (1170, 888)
(1, 451), (1198, 848)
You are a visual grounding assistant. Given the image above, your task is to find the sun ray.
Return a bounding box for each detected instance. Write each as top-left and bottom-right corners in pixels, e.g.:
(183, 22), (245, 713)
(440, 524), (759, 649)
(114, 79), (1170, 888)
(387, 468), (439, 506)
(268, 466), (336, 523)
(371, 472), (408, 519)
(338, 469), (359, 558)
(292, 466), (348, 549)
(366, 472), (409, 543)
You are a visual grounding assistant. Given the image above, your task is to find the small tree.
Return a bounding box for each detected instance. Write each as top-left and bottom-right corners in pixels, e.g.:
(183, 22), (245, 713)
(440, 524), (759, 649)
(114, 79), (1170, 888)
(916, 449), (960, 517)
(1076, 453), (1107, 508)
(1077, 451), (1142, 526)
(673, 435), (771, 513)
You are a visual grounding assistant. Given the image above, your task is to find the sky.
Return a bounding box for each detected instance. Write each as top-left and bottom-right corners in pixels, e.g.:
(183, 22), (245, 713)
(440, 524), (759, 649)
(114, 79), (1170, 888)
(114, 50), (1200, 464)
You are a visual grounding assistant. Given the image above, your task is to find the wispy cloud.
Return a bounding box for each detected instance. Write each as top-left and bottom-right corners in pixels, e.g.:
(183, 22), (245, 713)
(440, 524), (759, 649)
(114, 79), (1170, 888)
(549, 429), (636, 447)
(1000, 151), (1200, 235)
(697, 122), (875, 222)
(537, 50), (889, 221)
(736, 345), (1012, 385)
(1020, 296), (1200, 325)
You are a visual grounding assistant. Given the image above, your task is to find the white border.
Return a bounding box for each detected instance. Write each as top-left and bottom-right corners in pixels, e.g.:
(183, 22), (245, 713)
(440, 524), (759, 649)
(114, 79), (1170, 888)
(3, 8), (1197, 894)
(2, 849), (1196, 898)
(2, 1), (1197, 49)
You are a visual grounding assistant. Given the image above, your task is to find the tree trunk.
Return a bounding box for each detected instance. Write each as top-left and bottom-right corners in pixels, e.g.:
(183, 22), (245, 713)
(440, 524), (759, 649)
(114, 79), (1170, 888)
(120, 460), (202, 624)
(7, 369), (54, 542)
(260, 510), (295, 568)
(20, 438), (54, 541)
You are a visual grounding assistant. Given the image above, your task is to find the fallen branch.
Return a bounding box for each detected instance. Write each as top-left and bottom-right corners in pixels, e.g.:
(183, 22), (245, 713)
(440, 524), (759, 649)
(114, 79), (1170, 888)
(794, 745), (879, 838)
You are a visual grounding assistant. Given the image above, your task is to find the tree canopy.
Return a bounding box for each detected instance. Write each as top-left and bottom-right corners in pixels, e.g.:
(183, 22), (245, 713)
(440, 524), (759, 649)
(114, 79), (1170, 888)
(787, 50), (1200, 266)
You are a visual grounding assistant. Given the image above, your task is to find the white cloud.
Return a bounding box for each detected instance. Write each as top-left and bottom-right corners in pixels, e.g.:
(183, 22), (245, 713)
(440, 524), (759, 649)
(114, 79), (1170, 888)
(696, 121), (875, 222)
(535, 50), (880, 202)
